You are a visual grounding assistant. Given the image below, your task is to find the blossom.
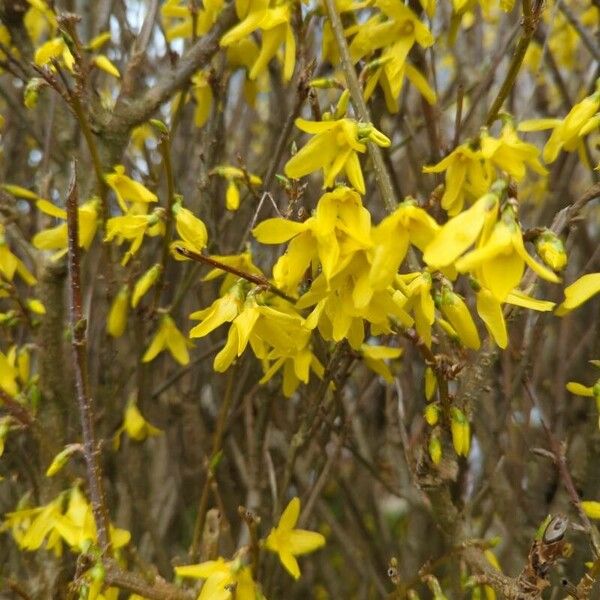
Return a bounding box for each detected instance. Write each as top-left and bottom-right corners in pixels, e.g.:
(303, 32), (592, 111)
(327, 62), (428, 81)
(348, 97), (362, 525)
(220, 0), (296, 81)
(519, 89), (600, 164)
(210, 166), (262, 211)
(0, 224), (36, 285)
(34, 36), (75, 71)
(113, 400), (162, 449)
(105, 209), (164, 266)
(175, 557), (259, 600)
(555, 273), (600, 315)
(143, 315), (190, 365)
(265, 497), (325, 579)
(104, 165), (157, 212)
(438, 288), (480, 350)
(33, 198), (100, 260)
(423, 144), (495, 215)
(284, 118), (390, 194)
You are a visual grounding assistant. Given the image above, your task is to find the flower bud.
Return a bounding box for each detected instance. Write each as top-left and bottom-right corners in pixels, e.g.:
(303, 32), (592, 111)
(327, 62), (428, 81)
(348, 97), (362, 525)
(424, 403), (439, 426)
(450, 407), (470, 457)
(107, 285), (129, 337)
(535, 230), (567, 271)
(131, 265), (162, 308)
(429, 435), (442, 465)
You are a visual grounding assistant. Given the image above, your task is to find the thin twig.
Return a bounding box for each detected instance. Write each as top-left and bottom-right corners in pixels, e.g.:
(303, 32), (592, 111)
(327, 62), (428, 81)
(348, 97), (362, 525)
(175, 246), (297, 304)
(322, 0), (397, 211)
(65, 164), (112, 555)
(485, 0), (543, 126)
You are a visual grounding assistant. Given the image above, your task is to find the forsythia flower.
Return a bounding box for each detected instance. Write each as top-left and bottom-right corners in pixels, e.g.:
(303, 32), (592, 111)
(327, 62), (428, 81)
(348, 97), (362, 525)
(143, 315), (190, 365)
(220, 0), (296, 81)
(555, 273), (600, 315)
(519, 87), (600, 164)
(33, 198), (100, 260)
(582, 501), (600, 520)
(535, 230), (567, 271)
(284, 118), (390, 194)
(105, 208), (165, 266)
(113, 400), (162, 449)
(265, 497), (326, 579)
(210, 166), (262, 211)
(34, 36), (75, 71)
(0, 224), (37, 285)
(423, 143), (492, 215)
(438, 288), (480, 350)
(105, 165), (158, 212)
(175, 556), (259, 600)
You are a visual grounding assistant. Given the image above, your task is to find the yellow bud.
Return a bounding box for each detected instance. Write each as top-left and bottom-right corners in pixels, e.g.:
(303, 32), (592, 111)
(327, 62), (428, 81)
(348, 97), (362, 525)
(424, 404), (439, 426)
(535, 231), (567, 271)
(24, 78), (44, 109)
(107, 285), (129, 337)
(429, 435), (442, 465)
(226, 180), (240, 211)
(450, 407), (470, 457)
(334, 89), (350, 119)
(26, 298), (46, 314)
(17, 348), (30, 384)
(131, 265), (162, 308)
(425, 366), (437, 401)
(46, 444), (79, 477)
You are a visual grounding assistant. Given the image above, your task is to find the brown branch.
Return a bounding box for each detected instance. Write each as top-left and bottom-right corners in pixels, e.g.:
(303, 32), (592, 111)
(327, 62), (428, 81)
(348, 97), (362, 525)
(175, 246), (297, 304)
(109, 2), (237, 129)
(485, 0), (543, 126)
(65, 164), (112, 555)
(103, 559), (193, 600)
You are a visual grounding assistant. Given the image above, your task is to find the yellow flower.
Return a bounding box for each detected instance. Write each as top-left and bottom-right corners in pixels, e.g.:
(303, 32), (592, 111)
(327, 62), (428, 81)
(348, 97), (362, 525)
(265, 497), (325, 579)
(105, 165), (158, 212)
(34, 36), (75, 71)
(220, 0), (296, 81)
(106, 285), (129, 337)
(191, 71), (213, 127)
(475, 287), (507, 349)
(0, 224), (36, 285)
(480, 123), (547, 181)
(254, 187), (371, 289)
(518, 89), (600, 164)
(370, 202), (439, 290)
(105, 209), (164, 266)
(210, 165), (262, 211)
(284, 118), (390, 194)
(555, 273), (600, 315)
(422, 183), (497, 268)
(113, 400), (162, 449)
(143, 315), (190, 365)
(175, 556), (259, 600)
(33, 198), (100, 260)
(423, 143), (493, 215)
(455, 208), (560, 301)
(360, 344), (403, 382)
(161, 0), (225, 40)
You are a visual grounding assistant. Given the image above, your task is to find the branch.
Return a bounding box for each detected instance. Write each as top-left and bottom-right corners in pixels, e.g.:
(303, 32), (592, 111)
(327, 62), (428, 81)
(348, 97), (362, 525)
(485, 0), (543, 126)
(65, 164), (112, 554)
(175, 246), (297, 304)
(109, 2), (237, 129)
(103, 559), (194, 600)
(322, 0), (397, 212)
